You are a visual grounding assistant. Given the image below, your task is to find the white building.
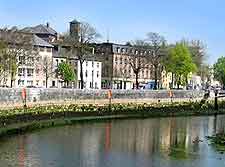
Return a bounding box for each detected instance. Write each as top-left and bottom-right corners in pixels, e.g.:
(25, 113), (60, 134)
(77, 60), (102, 89)
(0, 35), (55, 88)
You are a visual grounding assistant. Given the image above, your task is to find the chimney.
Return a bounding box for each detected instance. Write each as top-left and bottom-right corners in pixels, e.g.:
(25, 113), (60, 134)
(46, 22), (49, 28)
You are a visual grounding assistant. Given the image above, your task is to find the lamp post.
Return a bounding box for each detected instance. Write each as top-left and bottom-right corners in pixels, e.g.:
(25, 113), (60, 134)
(92, 47), (95, 104)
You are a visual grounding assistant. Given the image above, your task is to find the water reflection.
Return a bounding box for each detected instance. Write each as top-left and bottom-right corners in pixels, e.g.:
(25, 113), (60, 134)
(0, 115), (225, 167)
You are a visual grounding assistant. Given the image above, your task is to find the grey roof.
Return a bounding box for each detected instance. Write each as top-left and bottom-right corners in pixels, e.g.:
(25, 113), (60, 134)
(22, 24), (57, 36)
(70, 19), (80, 24)
(33, 35), (53, 47)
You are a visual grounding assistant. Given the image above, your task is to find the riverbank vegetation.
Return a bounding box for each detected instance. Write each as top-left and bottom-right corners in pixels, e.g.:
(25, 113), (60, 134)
(0, 101), (225, 137)
(0, 101), (225, 125)
(207, 133), (225, 153)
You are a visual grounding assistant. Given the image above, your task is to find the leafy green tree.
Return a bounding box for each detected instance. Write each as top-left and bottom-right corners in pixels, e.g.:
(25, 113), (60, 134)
(163, 43), (196, 88)
(58, 62), (76, 87)
(213, 57), (225, 87)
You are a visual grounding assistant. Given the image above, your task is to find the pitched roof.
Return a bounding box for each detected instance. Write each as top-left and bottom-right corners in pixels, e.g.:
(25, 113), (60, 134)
(33, 35), (53, 47)
(22, 24), (57, 36)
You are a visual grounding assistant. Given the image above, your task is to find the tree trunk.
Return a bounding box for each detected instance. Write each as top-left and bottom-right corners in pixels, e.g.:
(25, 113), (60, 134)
(154, 65), (158, 90)
(185, 76), (188, 90)
(80, 60), (84, 89)
(135, 72), (139, 89)
(45, 76), (48, 88)
(177, 76), (180, 89)
(10, 72), (14, 88)
(171, 72), (174, 89)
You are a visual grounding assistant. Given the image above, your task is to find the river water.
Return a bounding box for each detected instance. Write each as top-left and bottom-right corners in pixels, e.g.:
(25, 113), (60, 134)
(0, 115), (225, 167)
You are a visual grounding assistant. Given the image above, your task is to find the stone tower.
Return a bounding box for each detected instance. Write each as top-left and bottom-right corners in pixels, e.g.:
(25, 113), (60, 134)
(69, 19), (81, 42)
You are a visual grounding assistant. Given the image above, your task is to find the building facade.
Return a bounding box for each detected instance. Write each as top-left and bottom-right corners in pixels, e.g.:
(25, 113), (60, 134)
(96, 43), (164, 90)
(77, 60), (102, 89)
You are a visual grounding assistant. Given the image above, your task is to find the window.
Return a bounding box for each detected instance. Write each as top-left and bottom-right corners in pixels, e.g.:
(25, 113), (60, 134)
(52, 81), (56, 87)
(46, 48), (52, 52)
(61, 60), (64, 63)
(90, 82), (93, 88)
(97, 63), (99, 68)
(28, 57), (34, 64)
(124, 58), (127, 65)
(40, 47), (45, 52)
(56, 59), (59, 66)
(97, 71), (99, 78)
(36, 68), (40, 75)
(92, 61), (94, 67)
(27, 69), (34, 77)
(86, 61), (88, 67)
(36, 80), (39, 86)
(33, 46), (38, 51)
(18, 68), (25, 76)
(92, 70), (94, 77)
(19, 56), (25, 65)
(117, 47), (120, 53)
(115, 56), (118, 64)
(18, 80), (24, 86)
(27, 80), (33, 86)
(120, 57), (123, 64)
(85, 70), (88, 77)
(95, 82), (98, 89)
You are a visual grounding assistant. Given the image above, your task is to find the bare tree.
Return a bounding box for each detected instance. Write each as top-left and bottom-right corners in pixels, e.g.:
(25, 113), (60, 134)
(146, 32), (166, 89)
(128, 40), (150, 89)
(0, 41), (10, 86)
(42, 56), (54, 88)
(61, 21), (100, 89)
(0, 27), (37, 87)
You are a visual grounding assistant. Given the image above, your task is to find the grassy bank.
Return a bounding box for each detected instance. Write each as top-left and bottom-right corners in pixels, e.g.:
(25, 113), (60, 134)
(0, 101), (225, 137)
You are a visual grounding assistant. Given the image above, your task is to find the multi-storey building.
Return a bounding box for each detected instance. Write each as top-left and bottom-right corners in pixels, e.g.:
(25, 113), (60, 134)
(20, 22), (102, 89)
(77, 60), (102, 89)
(95, 42), (164, 89)
(0, 33), (54, 88)
(16, 35), (54, 88)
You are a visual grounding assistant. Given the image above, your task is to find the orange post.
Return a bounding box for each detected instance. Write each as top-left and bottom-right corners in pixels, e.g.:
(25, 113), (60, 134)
(108, 90), (112, 99)
(169, 90), (173, 103)
(21, 88), (26, 100)
(21, 88), (27, 108)
(108, 90), (112, 111)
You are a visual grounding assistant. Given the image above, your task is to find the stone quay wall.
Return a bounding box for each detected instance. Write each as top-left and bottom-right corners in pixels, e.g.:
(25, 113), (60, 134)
(0, 88), (205, 108)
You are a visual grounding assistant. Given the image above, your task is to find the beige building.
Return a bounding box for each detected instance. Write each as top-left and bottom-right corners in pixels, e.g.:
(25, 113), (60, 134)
(96, 43), (164, 89)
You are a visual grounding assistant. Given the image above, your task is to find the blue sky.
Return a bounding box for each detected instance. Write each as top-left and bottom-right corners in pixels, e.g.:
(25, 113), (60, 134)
(0, 0), (225, 64)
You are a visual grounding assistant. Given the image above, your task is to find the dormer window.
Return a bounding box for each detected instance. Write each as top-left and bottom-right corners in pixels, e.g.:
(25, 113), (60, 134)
(117, 47), (121, 53)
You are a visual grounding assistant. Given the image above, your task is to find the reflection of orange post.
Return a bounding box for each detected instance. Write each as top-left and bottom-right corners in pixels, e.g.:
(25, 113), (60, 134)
(105, 123), (111, 152)
(21, 88), (27, 108)
(18, 136), (25, 167)
(108, 90), (112, 111)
